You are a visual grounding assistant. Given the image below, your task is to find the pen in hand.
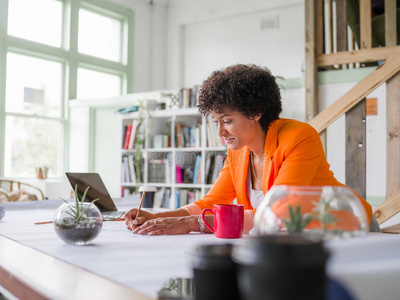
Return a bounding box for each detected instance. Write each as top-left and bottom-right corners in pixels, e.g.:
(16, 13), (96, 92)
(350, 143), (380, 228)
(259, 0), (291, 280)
(132, 191), (146, 229)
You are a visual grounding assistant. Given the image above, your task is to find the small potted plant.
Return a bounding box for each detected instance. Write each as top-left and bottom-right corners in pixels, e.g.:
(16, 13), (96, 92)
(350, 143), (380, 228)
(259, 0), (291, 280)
(53, 185), (103, 245)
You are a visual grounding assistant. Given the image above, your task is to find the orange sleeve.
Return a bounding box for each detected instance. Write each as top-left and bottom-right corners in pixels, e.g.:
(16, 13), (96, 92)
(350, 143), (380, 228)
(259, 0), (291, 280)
(272, 123), (372, 226)
(273, 124), (323, 186)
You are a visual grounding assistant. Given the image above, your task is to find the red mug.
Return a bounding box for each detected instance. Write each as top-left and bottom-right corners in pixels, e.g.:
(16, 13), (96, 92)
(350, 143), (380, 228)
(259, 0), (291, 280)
(202, 204), (244, 239)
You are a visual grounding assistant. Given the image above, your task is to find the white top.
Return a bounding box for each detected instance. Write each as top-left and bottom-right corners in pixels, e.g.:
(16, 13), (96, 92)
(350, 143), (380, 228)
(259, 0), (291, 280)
(247, 164), (265, 209)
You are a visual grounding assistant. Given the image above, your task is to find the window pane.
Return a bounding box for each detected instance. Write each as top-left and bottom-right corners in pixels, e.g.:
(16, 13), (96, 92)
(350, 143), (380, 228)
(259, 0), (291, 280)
(78, 9), (122, 62)
(4, 116), (63, 178)
(6, 53), (63, 118)
(77, 68), (121, 99)
(7, 0), (62, 47)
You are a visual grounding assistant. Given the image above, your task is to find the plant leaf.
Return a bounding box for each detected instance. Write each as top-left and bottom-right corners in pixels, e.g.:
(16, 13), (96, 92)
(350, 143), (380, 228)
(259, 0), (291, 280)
(81, 186), (90, 205)
(65, 211), (76, 218)
(74, 185), (80, 217)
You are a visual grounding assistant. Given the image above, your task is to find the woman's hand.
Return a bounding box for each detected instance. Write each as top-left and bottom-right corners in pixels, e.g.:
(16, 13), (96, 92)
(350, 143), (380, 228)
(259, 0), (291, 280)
(124, 208), (155, 230)
(132, 215), (199, 236)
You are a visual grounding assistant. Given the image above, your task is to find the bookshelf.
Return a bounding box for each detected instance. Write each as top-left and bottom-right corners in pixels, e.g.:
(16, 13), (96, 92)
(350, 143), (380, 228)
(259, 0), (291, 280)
(119, 106), (227, 209)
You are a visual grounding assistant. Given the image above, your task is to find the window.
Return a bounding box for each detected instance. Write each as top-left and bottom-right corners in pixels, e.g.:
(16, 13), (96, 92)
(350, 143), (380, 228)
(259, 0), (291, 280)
(0, 0), (133, 178)
(78, 8), (122, 62)
(4, 116), (63, 177)
(6, 53), (63, 118)
(7, 0), (63, 47)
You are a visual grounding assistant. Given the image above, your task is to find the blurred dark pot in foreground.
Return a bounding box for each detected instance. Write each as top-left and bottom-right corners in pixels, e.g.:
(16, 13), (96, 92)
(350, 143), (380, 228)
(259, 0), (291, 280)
(232, 235), (329, 300)
(192, 244), (240, 300)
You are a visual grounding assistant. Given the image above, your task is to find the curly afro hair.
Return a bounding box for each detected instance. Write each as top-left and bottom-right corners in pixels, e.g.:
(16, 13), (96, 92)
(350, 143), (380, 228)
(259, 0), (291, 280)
(198, 64), (282, 131)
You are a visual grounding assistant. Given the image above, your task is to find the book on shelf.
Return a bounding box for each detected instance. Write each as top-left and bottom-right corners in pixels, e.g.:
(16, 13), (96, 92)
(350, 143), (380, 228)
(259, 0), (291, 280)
(206, 118), (215, 147)
(176, 123), (183, 148)
(191, 85), (200, 107)
(153, 134), (168, 148)
(148, 159), (166, 183)
(179, 85), (201, 108)
(176, 165), (183, 183)
(211, 154), (226, 183)
(180, 189), (188, 207)
(164, 153), (172, 183)
(175, 123), (201, 148)
(159, 188), (171, 208)
(173, 189), (202, 207)
(154, 187), (164, 208)
(182, 164), (194, 183)
(123, 124), (133, 149)
(183, 126), (190, 147)
(128, 119), (139, 150)
(127, 154), (137, 184)
(193, 155), (202, 184)
(122, 125), (127, 148)
(121, 154), (137, 184)
(194, 126), (201, 148)
(122, 156), (131, 182)
(205, 154), (215, 184)
(175, 190), (180, 208)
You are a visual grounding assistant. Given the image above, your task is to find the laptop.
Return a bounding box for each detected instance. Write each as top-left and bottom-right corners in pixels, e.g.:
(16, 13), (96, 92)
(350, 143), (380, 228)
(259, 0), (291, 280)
(66, 172), (124, 219)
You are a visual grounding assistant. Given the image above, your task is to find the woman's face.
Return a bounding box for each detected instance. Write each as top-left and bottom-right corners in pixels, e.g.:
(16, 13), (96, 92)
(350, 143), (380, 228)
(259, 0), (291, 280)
(211, 108), (261, 150)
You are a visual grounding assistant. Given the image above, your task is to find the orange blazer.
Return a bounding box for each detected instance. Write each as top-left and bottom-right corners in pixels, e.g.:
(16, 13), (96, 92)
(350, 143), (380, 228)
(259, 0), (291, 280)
(192, 118), (372, 225)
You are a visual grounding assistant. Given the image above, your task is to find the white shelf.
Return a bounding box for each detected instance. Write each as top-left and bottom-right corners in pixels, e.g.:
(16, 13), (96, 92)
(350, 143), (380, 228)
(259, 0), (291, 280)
(118, 94), (227, 208)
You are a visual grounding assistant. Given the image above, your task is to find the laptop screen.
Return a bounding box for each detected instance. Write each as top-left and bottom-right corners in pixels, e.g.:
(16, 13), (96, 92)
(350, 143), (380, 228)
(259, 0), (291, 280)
(66, 172), (117, 213)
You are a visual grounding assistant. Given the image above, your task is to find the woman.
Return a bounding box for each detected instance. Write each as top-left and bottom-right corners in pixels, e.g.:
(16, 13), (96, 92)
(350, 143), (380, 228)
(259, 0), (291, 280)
(125, 64), (378, 235)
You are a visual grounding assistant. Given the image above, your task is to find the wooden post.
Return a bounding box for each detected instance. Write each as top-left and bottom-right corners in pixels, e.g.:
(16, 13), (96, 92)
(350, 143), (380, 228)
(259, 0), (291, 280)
(305, 0), (318, 122)
(328, 0), (333, 53)
(336, 0), (347, 70)
(345, 99), (366, 199)
(315, 0), (326, 152)
(316, 0), (324, 55)
(360, 0), (372, 49)
(386, 71), (400, 200)
(336, 0), (347, 52)
(385, 0), (397, 46)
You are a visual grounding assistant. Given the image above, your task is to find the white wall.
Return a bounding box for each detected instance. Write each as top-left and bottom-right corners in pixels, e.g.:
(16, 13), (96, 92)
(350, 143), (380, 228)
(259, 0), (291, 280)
(106, 0), (168, 92)
(165, 0), (304, 89)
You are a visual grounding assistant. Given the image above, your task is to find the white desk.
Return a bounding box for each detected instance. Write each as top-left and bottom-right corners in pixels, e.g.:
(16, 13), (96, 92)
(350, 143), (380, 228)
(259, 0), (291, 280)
(1, 199), (400, 300)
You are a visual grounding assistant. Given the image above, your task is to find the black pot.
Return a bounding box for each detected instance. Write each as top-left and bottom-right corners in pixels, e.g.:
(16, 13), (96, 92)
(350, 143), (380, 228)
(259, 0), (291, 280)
(192, 244), (240, 300)
(232, 235), (329, 300)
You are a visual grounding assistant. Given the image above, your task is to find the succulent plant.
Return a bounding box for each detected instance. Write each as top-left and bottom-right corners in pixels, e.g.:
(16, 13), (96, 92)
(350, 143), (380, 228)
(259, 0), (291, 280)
(62, 185), (99, 223)
(283, 205), (313, 234)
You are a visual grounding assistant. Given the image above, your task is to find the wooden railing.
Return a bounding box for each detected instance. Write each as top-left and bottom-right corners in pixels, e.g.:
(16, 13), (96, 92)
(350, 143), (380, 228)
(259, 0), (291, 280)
(305, 0), (400, 228)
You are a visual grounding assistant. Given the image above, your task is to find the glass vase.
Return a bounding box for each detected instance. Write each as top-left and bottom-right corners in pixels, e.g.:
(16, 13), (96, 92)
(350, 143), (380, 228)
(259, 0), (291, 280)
(253, 185), (368, 239)
(53, 202), (103, 245)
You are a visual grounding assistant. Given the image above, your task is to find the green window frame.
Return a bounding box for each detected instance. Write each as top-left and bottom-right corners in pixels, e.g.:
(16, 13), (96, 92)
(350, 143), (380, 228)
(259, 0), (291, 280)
(0, 0), (134, 178)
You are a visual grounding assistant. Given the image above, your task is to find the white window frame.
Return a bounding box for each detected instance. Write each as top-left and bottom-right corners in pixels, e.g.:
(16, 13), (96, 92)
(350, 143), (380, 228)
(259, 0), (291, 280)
(0, 0), (134, 178)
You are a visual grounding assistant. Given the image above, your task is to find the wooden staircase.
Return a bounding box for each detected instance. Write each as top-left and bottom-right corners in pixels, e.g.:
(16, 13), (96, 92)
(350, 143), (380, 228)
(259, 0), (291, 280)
(305, 0), (400, 231)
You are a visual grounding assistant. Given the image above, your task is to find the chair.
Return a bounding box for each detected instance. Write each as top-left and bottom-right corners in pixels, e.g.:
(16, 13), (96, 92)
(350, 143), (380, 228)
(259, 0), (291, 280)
(0, 179), (45, 202)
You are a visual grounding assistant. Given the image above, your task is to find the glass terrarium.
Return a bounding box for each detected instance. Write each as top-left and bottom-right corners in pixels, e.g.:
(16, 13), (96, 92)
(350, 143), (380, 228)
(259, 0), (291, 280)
(54, 202), (103, 245)
(253, 185), (368, 239)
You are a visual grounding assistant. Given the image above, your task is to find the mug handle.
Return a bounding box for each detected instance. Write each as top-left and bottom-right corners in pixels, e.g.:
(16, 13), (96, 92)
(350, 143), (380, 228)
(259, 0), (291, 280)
(201, 208), (215, 233)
